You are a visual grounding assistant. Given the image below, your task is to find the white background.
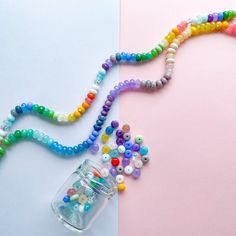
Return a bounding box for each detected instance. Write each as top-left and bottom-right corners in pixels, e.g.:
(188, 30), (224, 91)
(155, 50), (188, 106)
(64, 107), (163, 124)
(0, 1), (119, 235)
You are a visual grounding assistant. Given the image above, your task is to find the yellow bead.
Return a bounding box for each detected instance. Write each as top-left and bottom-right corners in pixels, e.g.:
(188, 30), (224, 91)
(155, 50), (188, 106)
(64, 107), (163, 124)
(73, 110), (81, 118)
(102, 145), (111, 154)
(101, 133), (109, 143)
(215, 21), (222, 31)
(205, 23), (211, 32)
(172, 27), (179, 35)
(78, 106), (85, 114)
(68, 114), (76, 122)
(190, 26), (197, 36)
(195, 25), (201, 35)
(210, 22), (216, 31)
(118, 183), (126, 192)
(200, 24), (206, 34)
(222, 21), (229, 30)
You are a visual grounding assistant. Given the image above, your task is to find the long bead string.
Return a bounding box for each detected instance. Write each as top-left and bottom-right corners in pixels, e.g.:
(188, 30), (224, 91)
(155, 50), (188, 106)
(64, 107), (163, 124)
(0, 10), (235, 144)
(0, 18), (234, 157)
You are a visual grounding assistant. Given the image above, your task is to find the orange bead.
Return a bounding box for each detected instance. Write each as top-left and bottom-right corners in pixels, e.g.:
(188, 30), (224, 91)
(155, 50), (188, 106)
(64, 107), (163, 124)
(78, 106), (85, 114)
(73, 110), (81, 118)
(87, 93), (95, 100)
(222, 21), (229, 30)
(82, 102), (90, 109)
(172, 27), (180, 35)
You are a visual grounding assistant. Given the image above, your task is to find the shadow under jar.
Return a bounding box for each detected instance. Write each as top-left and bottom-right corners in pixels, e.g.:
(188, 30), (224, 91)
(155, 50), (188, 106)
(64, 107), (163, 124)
(51, 159), (117, 232)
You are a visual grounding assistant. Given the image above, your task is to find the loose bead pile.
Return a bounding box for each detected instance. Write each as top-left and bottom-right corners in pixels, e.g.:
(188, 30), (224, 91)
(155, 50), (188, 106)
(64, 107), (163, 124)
(0, 10), (235, 158)
(99, 121), (149, 192)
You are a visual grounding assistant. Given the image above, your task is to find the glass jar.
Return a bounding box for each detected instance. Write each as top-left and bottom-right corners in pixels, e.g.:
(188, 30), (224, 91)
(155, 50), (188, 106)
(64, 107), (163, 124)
(51, 159), (117, 232)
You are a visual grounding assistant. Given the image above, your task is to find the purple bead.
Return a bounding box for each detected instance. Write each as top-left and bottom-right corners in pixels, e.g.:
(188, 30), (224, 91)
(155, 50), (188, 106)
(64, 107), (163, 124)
(116, 138), (124, 145)
(213, 12), (218, 21)
(107, 95), (114, 102)
(116, 129), (124, 137)
(105, 100), (112, 107)
(122, 158), (130, 167)
(132, 143), (140, 152)
(105, 59), (113, 67)
(110, 167), (118, 177)
(102, 63), (109, 71)
(208, 14), (213, 22)
(132, 168), (141, 179)
(110, 90), (116, 97)
(101, 110), (108, 116)
(111, 120), (119, 129)
(102, 105), (110, 112)
(89, 143), (99, 154)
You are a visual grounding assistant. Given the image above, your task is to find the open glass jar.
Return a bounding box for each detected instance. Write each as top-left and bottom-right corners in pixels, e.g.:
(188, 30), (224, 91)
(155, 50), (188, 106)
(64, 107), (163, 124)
(51, 159), (117, 232)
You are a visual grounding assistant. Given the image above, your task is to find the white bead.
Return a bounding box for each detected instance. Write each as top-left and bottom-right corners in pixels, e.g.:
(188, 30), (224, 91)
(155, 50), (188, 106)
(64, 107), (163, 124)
(63, 115), (68, 122)
(133, 152), (140, 159)
(118, 145), (125, 153)
(134, 160), (143, 169)
(79, 205), (85, 213)
(182, 31), (188, 39)
(124, 165), (133, 175)
(90, 88), (98, 95)
(167, 48), (176, 54)
(92, 83), (100, 91)
(177, 35), (184, 43)
(110, 143), (118, 149)
(116, 175), (124, 183)
(57, 115), (64, 122)
(166, 58), (175, 64)
(191, 17), (198, 25)
(0, 129), (7, 137)
(0, 136), (3, 141)
(101, 168), (109, 177)
(173, 38), (180, 46)
(7, 114), (15, 122)
(186, 27), (192, 36)
(170, 43), (178, 50)
(101, 153), (111, 163)
(161, 39), (169, 47)
(166, 53), (174, 59)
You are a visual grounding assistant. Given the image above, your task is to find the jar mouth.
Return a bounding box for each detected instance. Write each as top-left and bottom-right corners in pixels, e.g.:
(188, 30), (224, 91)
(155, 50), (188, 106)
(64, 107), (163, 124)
(76, 159), (117, 199)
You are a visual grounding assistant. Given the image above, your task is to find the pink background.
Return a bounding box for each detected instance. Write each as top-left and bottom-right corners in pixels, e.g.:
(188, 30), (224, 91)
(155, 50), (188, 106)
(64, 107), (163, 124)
(119, 1), (236, 236)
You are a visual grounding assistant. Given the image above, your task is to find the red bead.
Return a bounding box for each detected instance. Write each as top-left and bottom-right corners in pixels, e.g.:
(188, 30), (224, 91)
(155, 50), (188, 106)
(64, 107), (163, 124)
(111, 158), (120, 167)
(87, 93), (95, 100)
(67, 188), (76, 196)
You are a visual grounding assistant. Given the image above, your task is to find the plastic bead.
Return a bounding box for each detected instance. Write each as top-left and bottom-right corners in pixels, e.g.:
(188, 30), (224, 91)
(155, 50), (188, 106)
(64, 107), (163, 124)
(118, 145), (126, 153)
(140, 146), (149, 156)
(101, 133), (109, 143)
(135, 135), (144, 144)
(101, 145), (111, 154)
(111, 158), (120, 167)
(116, 175), (124, 183)
(132, 168), (141, 179)
(124, 165), (133, 175)
(118, 183), (126, 192)
(101, 153), (111, 162)
(89, 143), (99, 154)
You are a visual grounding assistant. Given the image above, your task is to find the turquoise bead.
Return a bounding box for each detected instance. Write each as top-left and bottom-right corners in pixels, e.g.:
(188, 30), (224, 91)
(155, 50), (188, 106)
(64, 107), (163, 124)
(84, 203), (91, 212)
(140, 146), (148, 156)
(109, 149), (119, 158)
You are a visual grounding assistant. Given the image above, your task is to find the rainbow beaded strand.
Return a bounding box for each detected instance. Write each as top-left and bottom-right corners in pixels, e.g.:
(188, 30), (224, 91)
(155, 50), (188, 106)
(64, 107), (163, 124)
(0, 10), (235, 157)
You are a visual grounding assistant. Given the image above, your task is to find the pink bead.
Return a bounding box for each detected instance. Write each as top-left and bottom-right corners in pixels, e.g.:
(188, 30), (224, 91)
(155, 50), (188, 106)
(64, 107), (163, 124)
(85, 98), (93, 104)
(67, 188), (76, 196)
(177, 21), (188, 32)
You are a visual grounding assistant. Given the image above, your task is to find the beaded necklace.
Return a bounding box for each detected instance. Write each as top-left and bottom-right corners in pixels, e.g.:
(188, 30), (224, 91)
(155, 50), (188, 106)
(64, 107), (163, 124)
(0, 10), (235, 157)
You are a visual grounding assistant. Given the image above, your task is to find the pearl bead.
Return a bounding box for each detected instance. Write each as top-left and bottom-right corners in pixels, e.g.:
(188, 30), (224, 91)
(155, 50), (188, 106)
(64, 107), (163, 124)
(173, 38), (180, 46)
(116, 174), (124, 183)
(166, 58), (175, 64)
(90, 88), (98, 95)
(101, 168), (109, 177)
(166, 53), (174, 59)
(170, 43), (178, 49)
(118, 145), (125, 153)
(101, 153), (111, 162)
(167, 48), (176, 54)
(124, 165), (133, 175)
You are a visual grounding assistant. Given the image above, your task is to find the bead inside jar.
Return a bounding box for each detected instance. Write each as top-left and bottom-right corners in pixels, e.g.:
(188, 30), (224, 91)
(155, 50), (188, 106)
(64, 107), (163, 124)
(51, 159), (117, 232)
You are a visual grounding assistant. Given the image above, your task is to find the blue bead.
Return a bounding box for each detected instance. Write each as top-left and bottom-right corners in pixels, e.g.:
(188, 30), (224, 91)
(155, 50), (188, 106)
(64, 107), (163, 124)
(218, 12), (224, 21)
(98, 115), (106, 121)
(89, 135), (96, 141)
(115, 53), (121, 62)
(92, 130), (99, 137)
(86, 138), (93, 145)
(121, 52), (127, 61)
(82, 141), (89, 149)
(124, 141), (133, 150)
(130, 53), (136, 62)
(124, 150), (132, 158)
(73, 146), (79, 154)
(15, 106), (23, 114)
(105, 126), (114, 135)
(51, 141), (58, 150)
(67, 147), (73, 155)
(96, 120), (103, 126)
(56, 144), (63, 153)
(77, 144), (84, 152)
(126, 53), (131, 61)
(63, 195), (70, 203)
(201, 15), (208, 23)
(21, 103), (27, 113)
(27, 102), (33, 111)
(93, 124), (101, 131)
(140, 146), (149, 156)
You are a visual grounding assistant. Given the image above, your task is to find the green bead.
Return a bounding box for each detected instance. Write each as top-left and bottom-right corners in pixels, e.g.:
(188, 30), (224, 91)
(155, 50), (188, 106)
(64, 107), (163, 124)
(32, 104), (39, 112)
(146, 52), (153, 60)
(141, 53), (148, 61)
(135, 135), (144, 144)
(135, 53), (142, 61)
(8, 134), (17, 143)
(48, 110), (55, 119)
(0, 147), (6, 157)
(155, 46), (163, 54)
(233, 10), (236, 17)
(158, 43), (165, 50)
(223, 11), (229, 20)
(38, 106), (45, 114)
(228, 10), (234, 19)
(26, 129), (34, 138)
(2, 139), (11, 147)
(43, 108), (50, 117)
(151, 48), (158, 57)
(14, 130), (22, 139)
(21, 129), (27, 138)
